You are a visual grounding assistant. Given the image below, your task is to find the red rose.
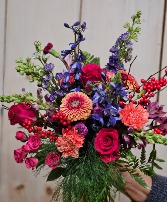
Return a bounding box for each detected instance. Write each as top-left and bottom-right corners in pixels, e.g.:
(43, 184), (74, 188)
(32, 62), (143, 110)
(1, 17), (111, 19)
(80, 64), (102, 86)
(45, 152), (60, 169)
(94, 128), (119, 163)
(8, 103), (37, 125)
(27, 135), (41, 150)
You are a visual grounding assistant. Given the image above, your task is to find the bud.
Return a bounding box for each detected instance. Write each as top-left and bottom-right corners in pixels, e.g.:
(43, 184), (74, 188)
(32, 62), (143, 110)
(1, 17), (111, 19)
(15, 131), (27, 142)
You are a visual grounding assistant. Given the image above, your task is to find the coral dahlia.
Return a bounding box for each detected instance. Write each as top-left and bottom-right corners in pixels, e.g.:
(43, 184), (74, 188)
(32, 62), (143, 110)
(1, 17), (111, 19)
(60, 92), (92, 122)
(119, 103), (149, 130)
(55, 127), (85, 158)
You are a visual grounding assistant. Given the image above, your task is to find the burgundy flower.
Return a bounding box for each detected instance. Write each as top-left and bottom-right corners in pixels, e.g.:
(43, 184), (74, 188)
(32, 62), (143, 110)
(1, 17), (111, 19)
(74, 123), (88, 136)
(8, 103), (37, 126)
(43, 43), (53, 54)
(147, 102), (166, 119)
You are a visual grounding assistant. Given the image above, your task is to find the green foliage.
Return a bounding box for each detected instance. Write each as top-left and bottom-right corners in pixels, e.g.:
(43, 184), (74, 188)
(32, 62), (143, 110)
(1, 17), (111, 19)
(82, 51), (100, 65)
(52, 146), (125, 202)
(124, 11), (142, 42)
(111, 72), (122, 84)
(0, 92), (50, 109)
(47, 167), (65, 181)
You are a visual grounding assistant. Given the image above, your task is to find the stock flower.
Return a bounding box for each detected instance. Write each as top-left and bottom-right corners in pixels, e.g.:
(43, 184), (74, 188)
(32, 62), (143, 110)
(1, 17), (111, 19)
(94, 128), (119, 163)
(80, 64), (102, 86)
(8, 103), (37, 125)
(45, 152), (60, 169)
(25, 157), (38, 169)
(55, 127), (85, 158)
(27, 135), (41, 150)
(60, 92), (92, 122)
(119, 70), (139, 90)
(15, 131), (27, 142)
(74, 123), (88, 136)
(120, 103), (149, 130)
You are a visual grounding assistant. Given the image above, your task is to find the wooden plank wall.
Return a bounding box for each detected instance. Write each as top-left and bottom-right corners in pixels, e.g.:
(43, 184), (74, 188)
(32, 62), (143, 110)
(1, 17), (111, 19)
(0, 0), (166, 201)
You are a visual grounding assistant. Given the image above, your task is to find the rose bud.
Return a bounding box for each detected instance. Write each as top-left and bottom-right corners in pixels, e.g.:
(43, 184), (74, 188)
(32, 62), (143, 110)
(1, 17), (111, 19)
(15, 131), (28, 142)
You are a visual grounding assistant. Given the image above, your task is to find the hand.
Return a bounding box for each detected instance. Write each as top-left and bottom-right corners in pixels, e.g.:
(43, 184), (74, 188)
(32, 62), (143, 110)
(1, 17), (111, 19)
(121, 169), (152, 202)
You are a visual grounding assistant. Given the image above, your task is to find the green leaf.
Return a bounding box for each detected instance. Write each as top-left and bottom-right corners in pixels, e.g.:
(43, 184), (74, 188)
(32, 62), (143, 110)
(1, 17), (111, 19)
(47, 167), (65, 181)
(82, 51), (100, 65)
(153, 162), (162, 170)
(155, 158), (165, 163)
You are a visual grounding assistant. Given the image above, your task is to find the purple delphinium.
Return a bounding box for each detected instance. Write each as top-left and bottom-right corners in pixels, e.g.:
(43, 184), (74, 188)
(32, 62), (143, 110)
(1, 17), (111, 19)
(44, 63), (54, 72)
(74, 123), (88, 136)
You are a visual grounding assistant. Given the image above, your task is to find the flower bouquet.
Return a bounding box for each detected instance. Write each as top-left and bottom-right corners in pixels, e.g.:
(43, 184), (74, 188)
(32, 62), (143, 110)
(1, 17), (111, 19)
(1, 11), (167, 202)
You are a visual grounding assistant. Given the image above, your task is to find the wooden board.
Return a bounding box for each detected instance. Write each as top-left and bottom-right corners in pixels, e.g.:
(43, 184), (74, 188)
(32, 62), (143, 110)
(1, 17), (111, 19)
(80, 0), (165, 201)
(1, 1), (81, 202)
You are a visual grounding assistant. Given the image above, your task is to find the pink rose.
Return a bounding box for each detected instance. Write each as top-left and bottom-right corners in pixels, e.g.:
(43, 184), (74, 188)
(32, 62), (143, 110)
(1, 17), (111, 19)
(80, 64), (102, 87)
(15, 131), (27, 142)
(25, 157), (38, 169)
(27, 135), (41, 150)
(45, 152), (60, 169)
(8, 103), (37, 126)
(94, 128), (119, 163)
(14, 148), (26, 163)
(22, 144), (30, 152)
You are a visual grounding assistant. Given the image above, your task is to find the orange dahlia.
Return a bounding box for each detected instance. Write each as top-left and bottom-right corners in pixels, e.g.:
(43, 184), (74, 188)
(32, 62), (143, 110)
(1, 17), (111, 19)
(60, 92), (92, 122)
(119, 103), (149, 130)
(119, 70), (139, 91)
(55, 127), (85, 158)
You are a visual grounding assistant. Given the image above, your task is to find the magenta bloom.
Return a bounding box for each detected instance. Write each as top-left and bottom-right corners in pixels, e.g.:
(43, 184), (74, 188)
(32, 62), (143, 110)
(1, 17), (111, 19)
(8, 103), (37, 126)
(25, 157), (38, 169)
(94, 128), (119, 163)
(74, 123), (88, 136)
(15, 131), (27, 142)
(14, 148), (26, 163)
(27, 135), (41, 150)
(45, 152), (60, 169)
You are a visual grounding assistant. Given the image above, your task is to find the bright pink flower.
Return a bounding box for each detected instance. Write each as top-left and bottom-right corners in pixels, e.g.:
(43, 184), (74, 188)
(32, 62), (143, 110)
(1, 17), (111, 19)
(14, 148), (26, 163)
(8, 103), (37, 126)
(55, 127), (85, 158)
(25, 157), (38, 169)
(80, 64), (102, 86)
(22, 144), (30, 152)
(45, 152), (60, 169)
(94, 128), (119, 163)
(119, 103), (149, 130)
(27, 135), (41, 150)
(15, 131), (27, 142)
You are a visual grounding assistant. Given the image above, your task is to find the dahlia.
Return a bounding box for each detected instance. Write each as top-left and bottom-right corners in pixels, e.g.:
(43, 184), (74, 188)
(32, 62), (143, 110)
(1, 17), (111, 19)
(60, 92), (92, 122)
(55, 127), (85, 158)
(119, 103), (149, 130)
(119, 70), (139, 91)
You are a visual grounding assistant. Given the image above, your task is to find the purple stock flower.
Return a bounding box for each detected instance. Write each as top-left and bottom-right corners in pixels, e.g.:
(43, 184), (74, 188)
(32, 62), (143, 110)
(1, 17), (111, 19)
(93, 105), (104, 114)
(74, 123), (88, 136)
(37, 88), (43, 99)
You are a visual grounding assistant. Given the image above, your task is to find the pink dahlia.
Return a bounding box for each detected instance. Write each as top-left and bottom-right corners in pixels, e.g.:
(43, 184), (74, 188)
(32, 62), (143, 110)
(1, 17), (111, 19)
(120, 70), (139, 91)
(119, 103), (149, 130)
(55, 127), (85, 158)
(60, 92), (92, 122)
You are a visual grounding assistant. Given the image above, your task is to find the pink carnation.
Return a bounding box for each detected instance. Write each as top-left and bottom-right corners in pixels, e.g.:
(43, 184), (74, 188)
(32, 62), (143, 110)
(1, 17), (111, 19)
(55, 127), (85, 158)
(25, 157), (38, 169)
(119, 103), (149, 130)
(45, 152), (60, 169)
